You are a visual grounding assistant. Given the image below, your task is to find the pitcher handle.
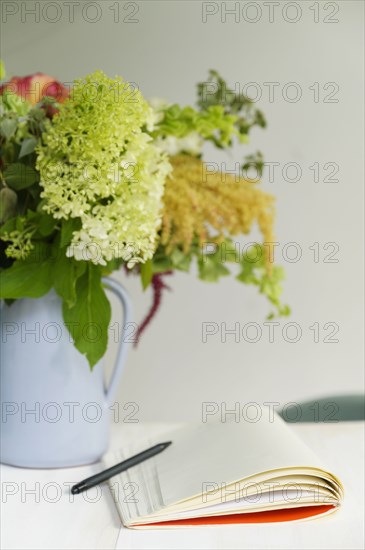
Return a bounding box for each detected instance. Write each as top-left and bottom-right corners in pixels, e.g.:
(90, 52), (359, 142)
(102, 277), (133, 406)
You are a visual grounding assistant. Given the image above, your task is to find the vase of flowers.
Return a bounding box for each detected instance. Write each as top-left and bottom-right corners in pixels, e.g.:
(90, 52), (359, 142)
(0, 65), (289, 467)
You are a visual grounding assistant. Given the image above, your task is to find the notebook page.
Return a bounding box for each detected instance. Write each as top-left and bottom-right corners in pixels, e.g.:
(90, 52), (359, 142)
(104, 412), (333, 524)
(143, 488), (337, 523)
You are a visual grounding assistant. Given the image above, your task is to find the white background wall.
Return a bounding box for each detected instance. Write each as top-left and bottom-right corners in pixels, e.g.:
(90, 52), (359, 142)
(2, 1), (364, 421)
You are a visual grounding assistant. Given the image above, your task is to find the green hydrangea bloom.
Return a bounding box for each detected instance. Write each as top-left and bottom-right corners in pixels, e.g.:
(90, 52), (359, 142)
(36, 70), (170, 266)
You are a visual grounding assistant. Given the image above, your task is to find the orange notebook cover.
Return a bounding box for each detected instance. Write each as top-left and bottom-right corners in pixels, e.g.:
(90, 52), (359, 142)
(145, 505), (335, 527)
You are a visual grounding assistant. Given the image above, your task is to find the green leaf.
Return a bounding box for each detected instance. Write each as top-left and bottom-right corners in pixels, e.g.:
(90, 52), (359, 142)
(60, 218), (81, 248)
(0, 187), (17, 223)
(218, 240), (241, 263)
(54, 252), (86, 308)
(62, 265), (111, 368)
(29, 107), (46, 122)
(198, 254), (230, 282)
(0, 244), (54, 298)
(0, 118), (17, 140)
(236, 246), (290, 318)
(140, 259), (153, 290)
(103, 257), (123, 275)
(38, 213), (57, 236)
(242, 151), (265, 179)
(195, 70), (267, 148)
(1, 91), (31, 117)
(151, 256), (173, 273)
(4, 163), (38, 190)
(170, 248), (192, 271)
(19, 137), (37, 159)
(0, 216), (16, 236)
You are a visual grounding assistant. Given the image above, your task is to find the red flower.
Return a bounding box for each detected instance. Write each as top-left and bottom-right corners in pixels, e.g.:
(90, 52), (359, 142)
(0, 73), (69, 106)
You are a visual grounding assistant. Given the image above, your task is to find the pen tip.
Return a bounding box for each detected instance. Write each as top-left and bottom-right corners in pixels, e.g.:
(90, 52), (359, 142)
(162, 441), (172, 449)
(71, 486), (80, 495)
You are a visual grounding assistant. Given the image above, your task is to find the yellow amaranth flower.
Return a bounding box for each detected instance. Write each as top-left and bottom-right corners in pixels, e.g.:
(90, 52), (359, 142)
(161, 155), (275, 269)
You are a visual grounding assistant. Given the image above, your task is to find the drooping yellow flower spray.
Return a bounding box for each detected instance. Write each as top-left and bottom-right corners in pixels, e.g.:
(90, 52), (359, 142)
(161, 155), (275, 268)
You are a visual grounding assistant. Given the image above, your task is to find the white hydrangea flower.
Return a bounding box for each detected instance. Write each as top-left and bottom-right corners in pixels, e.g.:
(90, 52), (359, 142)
(36, 71), (171, 266)
(154, 131), (204, 157)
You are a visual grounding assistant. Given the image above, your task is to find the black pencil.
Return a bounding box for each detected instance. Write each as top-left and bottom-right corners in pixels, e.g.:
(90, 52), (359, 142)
(71, 441), (172, 495)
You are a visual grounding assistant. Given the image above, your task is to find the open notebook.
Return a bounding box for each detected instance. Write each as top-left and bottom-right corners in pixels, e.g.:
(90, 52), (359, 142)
(103, 412), (343, 529)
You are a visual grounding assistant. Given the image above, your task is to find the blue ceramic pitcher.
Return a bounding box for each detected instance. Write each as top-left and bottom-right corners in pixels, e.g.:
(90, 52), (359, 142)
(0, 277), (132, 468)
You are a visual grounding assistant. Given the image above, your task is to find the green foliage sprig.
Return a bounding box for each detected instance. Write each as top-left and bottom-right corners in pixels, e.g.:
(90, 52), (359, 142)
(144, 71), (289, 319)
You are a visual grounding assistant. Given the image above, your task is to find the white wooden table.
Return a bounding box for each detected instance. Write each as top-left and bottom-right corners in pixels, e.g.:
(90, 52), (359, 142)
(1, 422), (364, 550)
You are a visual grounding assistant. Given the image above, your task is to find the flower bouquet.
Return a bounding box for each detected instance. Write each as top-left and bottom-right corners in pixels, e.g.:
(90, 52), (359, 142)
(0, 64), (289, 369)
